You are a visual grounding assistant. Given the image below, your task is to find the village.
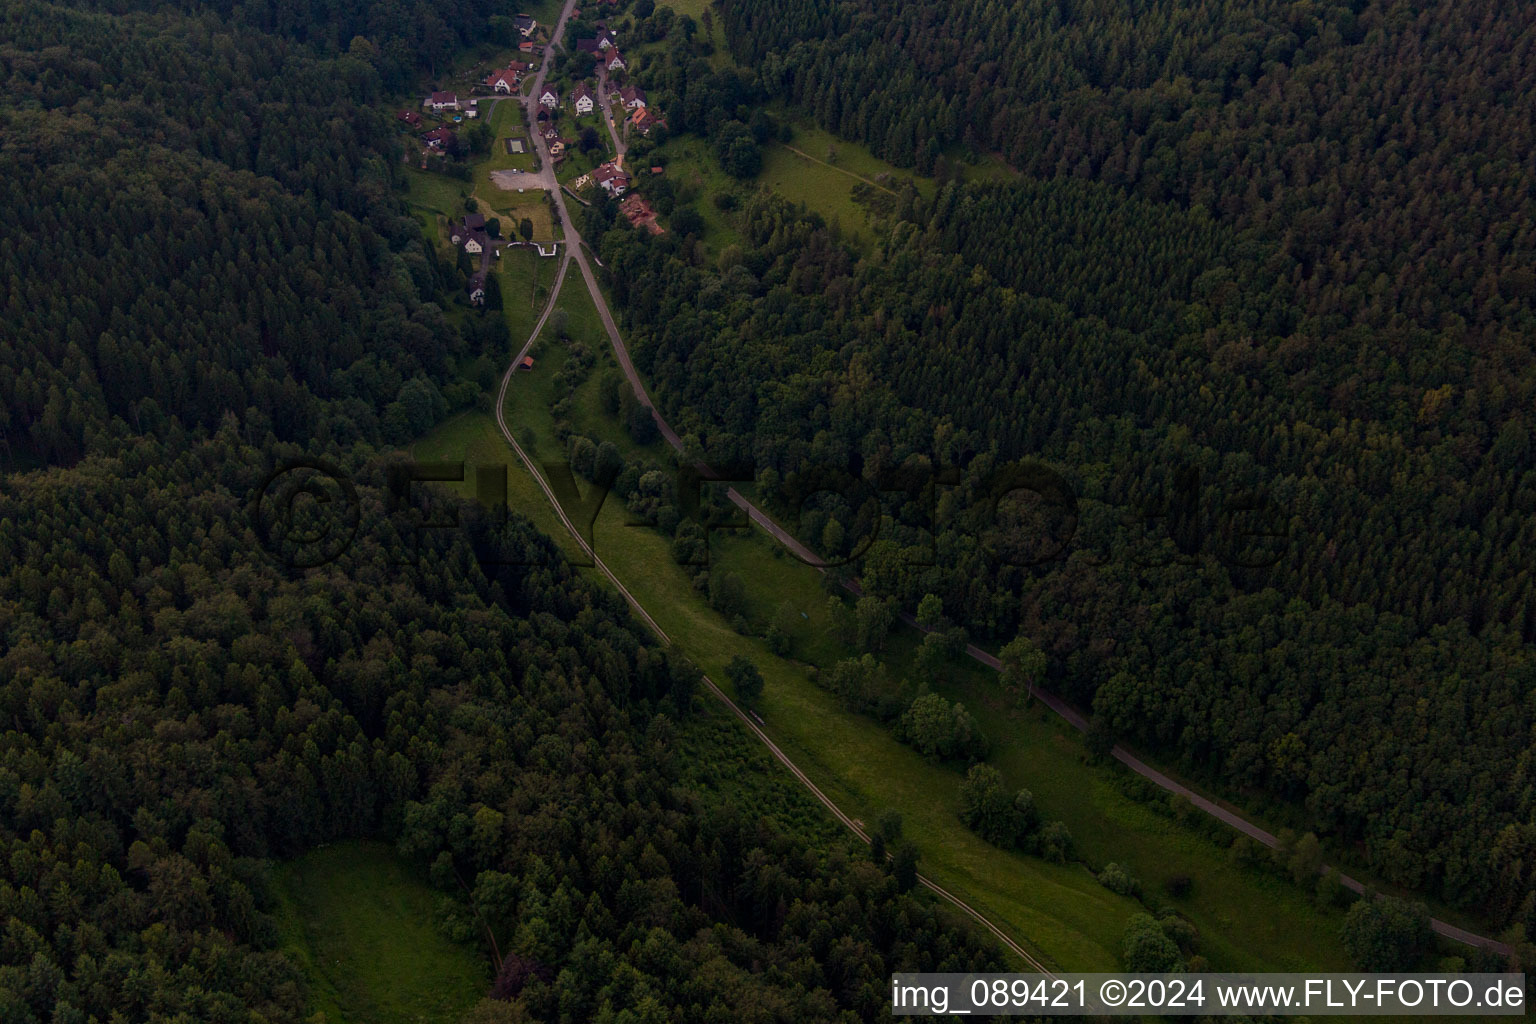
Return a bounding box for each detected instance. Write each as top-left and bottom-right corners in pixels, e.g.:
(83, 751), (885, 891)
(394, 9), (668, 306)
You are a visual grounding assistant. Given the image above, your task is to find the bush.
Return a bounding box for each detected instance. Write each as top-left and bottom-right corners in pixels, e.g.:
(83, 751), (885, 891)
(1038, 820), (1073, 863)
(725, 654), (764, 710)
(895, 692), (987, 762)
(1339, 895), (1432, 971)
(1098, 862), (1139, 897)
(1121, 913), (1183, 972)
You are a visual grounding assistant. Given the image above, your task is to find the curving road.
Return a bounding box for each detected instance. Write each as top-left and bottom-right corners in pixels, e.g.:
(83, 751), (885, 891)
(492, 0), (1508, 962)
(488, 0), (1051, 975)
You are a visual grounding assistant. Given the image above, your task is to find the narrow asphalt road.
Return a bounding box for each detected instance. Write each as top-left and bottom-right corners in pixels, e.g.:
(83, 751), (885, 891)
(488, 0), (1052, 974)
(597, 68), (628, 167)
(494, 0), (1509, 961)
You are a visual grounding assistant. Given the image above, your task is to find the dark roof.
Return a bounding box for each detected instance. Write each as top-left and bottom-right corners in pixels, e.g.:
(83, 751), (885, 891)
(429, 91), (457, 104)
(422, 126), (457, 144)
(593, 162), (629, 184)
(620, 85), (646, 104)
(572, 82), (595, 103)
(576, 39), (601, 53)
(464, 213), (486, 230)
(513, 13), (534, 28)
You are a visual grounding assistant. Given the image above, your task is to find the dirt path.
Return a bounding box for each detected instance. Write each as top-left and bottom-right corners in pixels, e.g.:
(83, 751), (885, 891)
(779, 143), (898, 195)
(489, 0), (1510, 965)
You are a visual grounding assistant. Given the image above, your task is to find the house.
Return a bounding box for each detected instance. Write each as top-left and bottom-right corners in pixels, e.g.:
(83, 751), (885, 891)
(539, 87), (559, 109)
(603, 49), (626, 73)
(485, 69), (519, 94)
(597, 28), (618, 49)
(422, 126), (457, 149)
(513, 13), (537, 36)
(425, 91), (460, 112)
(576, 39), (601, 54)
(468, 272), (486, 306)
(572, 82), (595, 115)
(397, 109), (423, 127)
(518, 41), (538, 53)
(630, 107), (661, 134)
(592, 161), (630, 195)
(449, 217), (488, 247)
(618, 85), (647, 110)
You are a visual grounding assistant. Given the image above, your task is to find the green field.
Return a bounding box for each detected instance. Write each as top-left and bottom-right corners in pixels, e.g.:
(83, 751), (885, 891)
(403, 166), (469, 225)
(494, 246), (555, 342)
(476, 386), (1139, 971)
(476, 358), (1380, 973)
(406, 383), (1367, 974)
(648, 136), (745, 250)
(274, 841), (489, 1024)
(705, 534), (1356, 972)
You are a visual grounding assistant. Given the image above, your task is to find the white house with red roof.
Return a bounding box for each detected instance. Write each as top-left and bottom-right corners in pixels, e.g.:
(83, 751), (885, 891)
(485, 69), (519, 94)
(592, 161), (630, 195)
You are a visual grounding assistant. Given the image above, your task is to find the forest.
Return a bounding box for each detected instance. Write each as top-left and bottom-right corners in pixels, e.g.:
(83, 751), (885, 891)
(0, 0), (1008, 1019)
(0, 433), (1004, 1021)
(597, 0), (1536, 935)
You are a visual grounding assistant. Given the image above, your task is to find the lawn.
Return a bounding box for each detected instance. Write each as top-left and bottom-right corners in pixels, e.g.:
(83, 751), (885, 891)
(649, 123), (926, 251)
(403, 166), (469, 218)
(563, 481), (1142, 970)
(492, 365), (1372, 972)
(486, 269), (607, 464)
(494, 246), (556, 342)
(410, 411), (586, 566)
(489, 382), (1139, 970)
(423, 348), (1368, 974)
(648, 136), (744, 251)
(704, 534), (1357, 973)
(273, 841), (489, 1024)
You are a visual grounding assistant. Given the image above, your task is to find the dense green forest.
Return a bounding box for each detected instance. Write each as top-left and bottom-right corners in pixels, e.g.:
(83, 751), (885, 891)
(719, 0), (1536, 340)
(0, 434), (1002, 1021)
(0, 0), (1008, 1019)
(601, 1), (1536, 934)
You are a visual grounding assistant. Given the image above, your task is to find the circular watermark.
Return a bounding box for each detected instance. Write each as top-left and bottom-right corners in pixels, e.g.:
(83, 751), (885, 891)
(250, 458), (360, 569)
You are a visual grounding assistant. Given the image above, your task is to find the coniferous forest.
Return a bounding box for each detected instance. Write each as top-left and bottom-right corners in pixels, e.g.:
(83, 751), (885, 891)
(5, 0), (1536, 1014)
(0, 1), (1002, 1019)
(594, 0), (1536, 931)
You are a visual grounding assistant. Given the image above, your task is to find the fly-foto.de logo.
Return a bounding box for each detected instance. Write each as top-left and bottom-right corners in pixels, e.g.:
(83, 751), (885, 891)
(249, 457), (1291, 573)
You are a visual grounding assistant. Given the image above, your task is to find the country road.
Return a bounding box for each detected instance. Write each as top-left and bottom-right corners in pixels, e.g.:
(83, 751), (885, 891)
(597, 68), (628, 167)
(487, 0), (1052, 975)
(492, 0), (1508, 961)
